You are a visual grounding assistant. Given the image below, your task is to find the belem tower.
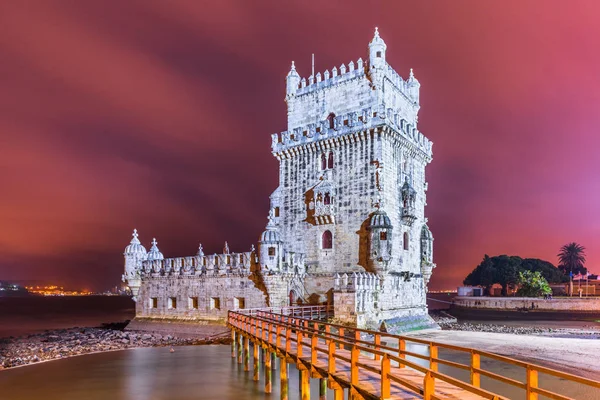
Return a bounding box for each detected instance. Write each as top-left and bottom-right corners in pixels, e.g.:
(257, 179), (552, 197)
(123, 29), (437, 332)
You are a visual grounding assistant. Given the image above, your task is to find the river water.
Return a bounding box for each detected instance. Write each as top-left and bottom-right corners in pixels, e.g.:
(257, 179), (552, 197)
(1, 344), (598, 400)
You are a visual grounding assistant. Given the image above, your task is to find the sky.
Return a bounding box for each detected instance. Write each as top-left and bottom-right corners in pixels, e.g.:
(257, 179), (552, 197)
(1, 1), (599, 291)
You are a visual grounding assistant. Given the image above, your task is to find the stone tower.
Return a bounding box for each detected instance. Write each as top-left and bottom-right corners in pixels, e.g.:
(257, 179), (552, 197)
(269, 28), (436, 330)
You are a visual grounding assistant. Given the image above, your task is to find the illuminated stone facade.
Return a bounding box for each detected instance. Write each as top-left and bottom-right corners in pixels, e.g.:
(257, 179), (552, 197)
(123, 29), (437, 332)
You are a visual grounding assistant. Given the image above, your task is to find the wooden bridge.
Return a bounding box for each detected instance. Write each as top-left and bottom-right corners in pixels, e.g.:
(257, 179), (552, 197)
(227, 305), (600, 400)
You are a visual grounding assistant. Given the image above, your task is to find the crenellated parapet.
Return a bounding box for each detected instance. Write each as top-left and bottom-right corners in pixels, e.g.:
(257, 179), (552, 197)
(141, 251), (254, 278)
(271, 108), (432, 157)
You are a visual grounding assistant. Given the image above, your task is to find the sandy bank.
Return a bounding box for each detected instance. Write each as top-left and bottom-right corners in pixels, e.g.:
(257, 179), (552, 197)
(406, 329), (600, 379)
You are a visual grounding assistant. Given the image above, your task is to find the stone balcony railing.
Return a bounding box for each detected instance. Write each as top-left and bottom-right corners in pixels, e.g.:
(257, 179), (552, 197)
(334, 272), (381, 292)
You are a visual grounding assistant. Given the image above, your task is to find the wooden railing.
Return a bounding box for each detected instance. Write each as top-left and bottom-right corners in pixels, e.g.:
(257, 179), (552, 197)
(228, 306), (600, 400)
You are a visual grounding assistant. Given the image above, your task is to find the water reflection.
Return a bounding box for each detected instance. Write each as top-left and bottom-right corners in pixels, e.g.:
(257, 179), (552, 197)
(0, 345), (597, 400)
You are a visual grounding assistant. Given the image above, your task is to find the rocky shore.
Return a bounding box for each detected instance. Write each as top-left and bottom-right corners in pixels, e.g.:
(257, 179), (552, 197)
(0, 322), (230, 370)
(430, 311), (600, 338)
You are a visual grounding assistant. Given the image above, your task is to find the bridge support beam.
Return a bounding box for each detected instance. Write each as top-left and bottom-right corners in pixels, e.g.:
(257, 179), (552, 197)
(280, 359), (289, 400)
(244, 336), (250, 372)
(319, 378), (327, 400)
(237, 332), (242, 364)
(231, 330), (236, 358)
(300, 368), (310, 400)
(253, 341), (260, 381)
(264, 348), (272, 393)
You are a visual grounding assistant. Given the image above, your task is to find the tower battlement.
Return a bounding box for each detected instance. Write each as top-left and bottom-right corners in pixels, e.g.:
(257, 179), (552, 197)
(284, 28), (422, 135)
(271, 108), (432, 157)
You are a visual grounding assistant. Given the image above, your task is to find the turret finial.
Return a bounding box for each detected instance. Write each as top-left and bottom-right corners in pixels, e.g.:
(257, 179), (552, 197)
(133, 229), (138, 238)
(151, 237), (157, 246)
(197, 243), (204, 257)
(291, 61), (296, 70)
(374, 27), (380, 38)
(224, 241), (230, 254)
(410, 68), (414, 79)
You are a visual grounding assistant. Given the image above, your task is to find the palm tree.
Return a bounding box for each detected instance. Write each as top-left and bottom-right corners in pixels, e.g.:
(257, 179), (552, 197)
(557, 242), (587, 276)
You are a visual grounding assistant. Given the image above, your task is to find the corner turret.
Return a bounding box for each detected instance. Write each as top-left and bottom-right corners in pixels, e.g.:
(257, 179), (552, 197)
(367, 207), (393, 273)
(258, 210), (283, 272)
(123, 229), (147, 300)
(147, 238), (164, 261)
(368, 27), (387, 70)
(286, 61), (300, 98)
(407, 68), (420, 104)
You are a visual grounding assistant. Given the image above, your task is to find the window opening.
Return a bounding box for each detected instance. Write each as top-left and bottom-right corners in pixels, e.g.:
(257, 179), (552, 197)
(322, 230), (333, 249)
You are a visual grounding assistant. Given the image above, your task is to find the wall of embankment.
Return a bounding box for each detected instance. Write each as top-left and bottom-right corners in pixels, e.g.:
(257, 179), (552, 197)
(450, 297), (600, 320)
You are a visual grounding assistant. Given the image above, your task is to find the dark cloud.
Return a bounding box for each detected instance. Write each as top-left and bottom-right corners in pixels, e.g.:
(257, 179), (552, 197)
(1, 0), (599, 290)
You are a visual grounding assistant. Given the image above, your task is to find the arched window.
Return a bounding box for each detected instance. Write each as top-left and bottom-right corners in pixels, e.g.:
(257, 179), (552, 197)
(274, 207), (280, 217)
(403, 232), (409, 250)
(322, 230), (333, 249)
(328, 152), (334, 169)
(327, 113), (336, 130)
(321, 153), (327, 170)
(380, 231), (387, 241)
(324, 192), (331, 205)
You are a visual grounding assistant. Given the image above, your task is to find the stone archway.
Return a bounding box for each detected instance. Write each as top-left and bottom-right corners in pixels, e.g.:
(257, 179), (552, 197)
(289, 290), (298, 306)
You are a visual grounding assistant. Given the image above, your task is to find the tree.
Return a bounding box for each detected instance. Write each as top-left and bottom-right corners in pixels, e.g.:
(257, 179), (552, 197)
(516, 271), (551, 297)
(557, 242), (587, 276)
(521, 258), (567, 283)
(463, 255), (566, 295)
(463, 255), (520, 295)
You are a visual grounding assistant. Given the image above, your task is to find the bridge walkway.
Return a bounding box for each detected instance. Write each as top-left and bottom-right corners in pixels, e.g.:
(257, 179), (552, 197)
(228, 306), (600, 400)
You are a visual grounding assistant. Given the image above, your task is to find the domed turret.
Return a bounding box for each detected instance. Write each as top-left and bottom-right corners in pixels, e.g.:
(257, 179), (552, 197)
(368, 27), (387, 69)
(123, 229), (147, 300)
(369, 209), (392, 228)
(258, 210), (282, 271)
(124, 229), (147, 257)
(147, 238), (164, 261)
(286, 61), (301, 98)
(259, 214), (282, 243)
(367, 208), (393, 272)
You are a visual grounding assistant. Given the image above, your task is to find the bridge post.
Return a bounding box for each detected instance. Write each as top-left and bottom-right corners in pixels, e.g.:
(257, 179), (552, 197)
(526, 366), (538, 400)
(253, 340), (260, 381)
(231, 330), (236, 358)
(271, 352), (276, 370)
(264, 348), (272, 393)
(423, 370), (435, 400)
(333, 388), (343, 400)
(319, 378), (327, 400)
(244, 336), (250, 371)
(338, 327), (344, 350)
(398, 338), (406, 368)
(374, 334), (381, 361)
(381, 353), (390, 399)
(429, 343), (438, 371)
(470, 351), (480, 387)
(280, 359), (289, 400)
(237, 332), (242, 364)
(299, 369), (310, 400)
(350, 345), (359, 399)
